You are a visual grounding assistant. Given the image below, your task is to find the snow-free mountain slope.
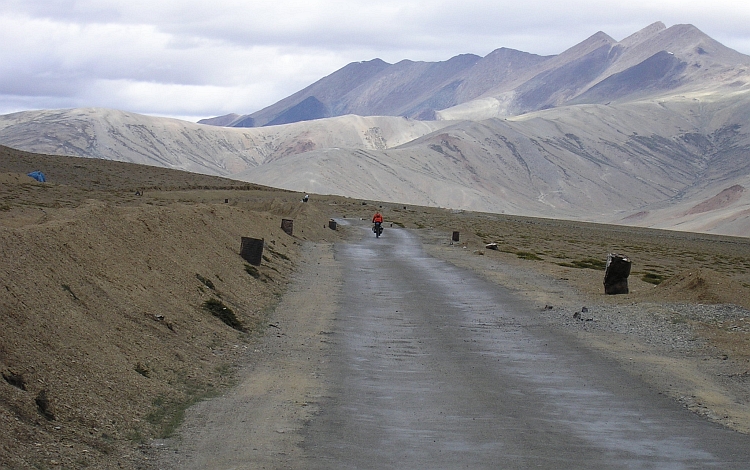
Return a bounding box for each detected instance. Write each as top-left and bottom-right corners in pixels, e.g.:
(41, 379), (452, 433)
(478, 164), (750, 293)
(3, 22), (750, 237)
(231, 90), (750, 236)
(204, 23), (750, 127)
(0, 108), (451, 175)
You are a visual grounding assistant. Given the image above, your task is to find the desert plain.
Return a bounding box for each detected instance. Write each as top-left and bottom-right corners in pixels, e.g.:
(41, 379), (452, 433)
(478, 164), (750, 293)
(2, 145), (750, 468)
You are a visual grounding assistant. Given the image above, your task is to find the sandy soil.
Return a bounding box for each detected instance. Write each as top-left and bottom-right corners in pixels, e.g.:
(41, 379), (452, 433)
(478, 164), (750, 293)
(2, 146), (750, 468)
(0, 147), (344, 469)
(154, 242), (340, 469)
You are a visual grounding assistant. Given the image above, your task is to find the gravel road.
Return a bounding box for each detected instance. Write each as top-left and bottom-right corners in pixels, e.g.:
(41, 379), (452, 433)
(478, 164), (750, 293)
(155, 221), (750, 469)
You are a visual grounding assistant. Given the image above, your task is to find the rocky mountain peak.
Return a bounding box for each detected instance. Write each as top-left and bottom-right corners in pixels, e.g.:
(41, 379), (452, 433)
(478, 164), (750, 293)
(618, 21), (667, 48)
(203, 22), (750, 128)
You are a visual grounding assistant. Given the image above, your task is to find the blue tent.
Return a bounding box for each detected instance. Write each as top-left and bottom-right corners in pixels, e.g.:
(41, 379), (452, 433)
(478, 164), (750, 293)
(27, 171), (46, 182)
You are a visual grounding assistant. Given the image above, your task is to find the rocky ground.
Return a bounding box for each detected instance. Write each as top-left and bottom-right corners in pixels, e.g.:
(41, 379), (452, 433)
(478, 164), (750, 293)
(414, 219), (750, 434)
(2, 145), (750, 468)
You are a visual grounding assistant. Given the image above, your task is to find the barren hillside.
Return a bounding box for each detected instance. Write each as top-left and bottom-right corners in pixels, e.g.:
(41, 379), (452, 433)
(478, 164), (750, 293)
(2, 23), (750, 239)
(0, 146), (345, 468)
(234, 91), (750, 236)
(0, 110), (449, 177)
(3, 146), (750, 468)
(4, 90), (750, 238)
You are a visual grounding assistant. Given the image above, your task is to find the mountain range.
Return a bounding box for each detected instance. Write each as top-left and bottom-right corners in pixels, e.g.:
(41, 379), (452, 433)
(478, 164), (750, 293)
(2, 22), (750, 236)
(199, 21), (750, 126)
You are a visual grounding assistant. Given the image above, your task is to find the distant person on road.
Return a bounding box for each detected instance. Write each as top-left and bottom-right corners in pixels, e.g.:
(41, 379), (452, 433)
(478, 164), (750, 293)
(372, 211), (384, 237)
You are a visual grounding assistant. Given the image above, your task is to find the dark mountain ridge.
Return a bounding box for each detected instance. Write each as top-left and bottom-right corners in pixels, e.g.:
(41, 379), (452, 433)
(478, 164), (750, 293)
(200, 22), (750, 127)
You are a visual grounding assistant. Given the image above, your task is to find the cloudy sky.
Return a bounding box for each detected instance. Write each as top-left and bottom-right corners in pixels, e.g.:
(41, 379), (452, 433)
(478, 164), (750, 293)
(2, 0), (750, 122)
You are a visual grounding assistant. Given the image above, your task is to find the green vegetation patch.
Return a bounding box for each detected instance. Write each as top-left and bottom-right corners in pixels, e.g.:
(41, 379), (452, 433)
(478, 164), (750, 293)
(202, 298), (245, 331)
(196, 273), (215, 290)
(146, 395), (183, 438)
(266, 246), (290, 261)
(244, 264), (259, 278)
(670, 313), (687, 324)
(146, 389), (220, 439)
(642, 272), (667, 285)
(245, 263), (272, 283)
(516, 251), (543, 261)
(557, 258), (606, 270)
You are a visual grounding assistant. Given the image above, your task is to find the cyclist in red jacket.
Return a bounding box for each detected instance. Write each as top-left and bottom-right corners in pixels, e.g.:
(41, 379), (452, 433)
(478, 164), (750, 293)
(372, 211), (384, 237)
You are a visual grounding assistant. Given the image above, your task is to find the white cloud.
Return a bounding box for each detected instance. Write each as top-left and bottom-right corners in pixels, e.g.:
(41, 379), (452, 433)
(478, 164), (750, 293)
(1, 0), (750, 120)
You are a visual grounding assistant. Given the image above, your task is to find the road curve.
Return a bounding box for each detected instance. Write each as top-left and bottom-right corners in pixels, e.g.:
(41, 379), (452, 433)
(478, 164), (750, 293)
(300, 224), (750, 469)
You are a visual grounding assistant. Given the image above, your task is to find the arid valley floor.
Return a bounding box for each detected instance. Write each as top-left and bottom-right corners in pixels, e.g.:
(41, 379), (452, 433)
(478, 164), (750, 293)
(2, 146), (750, 468)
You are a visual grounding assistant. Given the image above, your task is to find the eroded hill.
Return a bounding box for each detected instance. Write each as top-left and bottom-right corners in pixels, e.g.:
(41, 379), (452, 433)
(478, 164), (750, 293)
(0, 148), (344, 468)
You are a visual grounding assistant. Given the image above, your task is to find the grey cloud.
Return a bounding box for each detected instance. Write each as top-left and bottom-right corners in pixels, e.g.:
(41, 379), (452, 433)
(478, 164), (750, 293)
(1, 0), (750, 119)
(0, 0), (123, 24)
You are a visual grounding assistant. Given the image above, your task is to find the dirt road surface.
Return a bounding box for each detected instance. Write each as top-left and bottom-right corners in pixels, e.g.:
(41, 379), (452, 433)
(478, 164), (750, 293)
(156, 221), (750, 469)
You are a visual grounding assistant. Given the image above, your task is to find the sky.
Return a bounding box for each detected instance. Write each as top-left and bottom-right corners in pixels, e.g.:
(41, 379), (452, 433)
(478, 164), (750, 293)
(2, 1), (750, 122)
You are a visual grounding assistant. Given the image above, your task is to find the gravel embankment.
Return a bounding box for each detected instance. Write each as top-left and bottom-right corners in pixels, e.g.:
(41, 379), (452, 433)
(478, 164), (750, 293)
(547, 302), (750, 353)
(422, 240), (750, 434)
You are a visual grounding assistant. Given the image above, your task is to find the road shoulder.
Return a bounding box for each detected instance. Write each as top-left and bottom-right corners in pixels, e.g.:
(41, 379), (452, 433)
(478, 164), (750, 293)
(154, 242), (341, 469)
(421, 239), (750, 434)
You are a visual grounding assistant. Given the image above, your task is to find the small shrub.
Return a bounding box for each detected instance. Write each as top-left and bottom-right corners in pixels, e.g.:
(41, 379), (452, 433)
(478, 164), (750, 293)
(267, 247), (290, 261)
(126, 429), (146, 444)
(516, 251), (543, 261)
(245, 264), (261, 279)
(2, 371), (26, 390)
(146, 395), (188, 439)
(61, 284), (79, 300)
(557, 258), (606, 270)
(196, 274), (215, 290)
(202, 298), (245, 331)
(642, 272), (667, 285)
(134, 362), (150, 378)
(215, 363), (232, 378)
(35, 390), (55, 421)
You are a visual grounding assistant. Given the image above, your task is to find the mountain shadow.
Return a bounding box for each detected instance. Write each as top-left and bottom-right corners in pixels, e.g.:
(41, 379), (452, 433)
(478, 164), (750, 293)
(264, 96), (330, 126)
(572, 51), (688, 104)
